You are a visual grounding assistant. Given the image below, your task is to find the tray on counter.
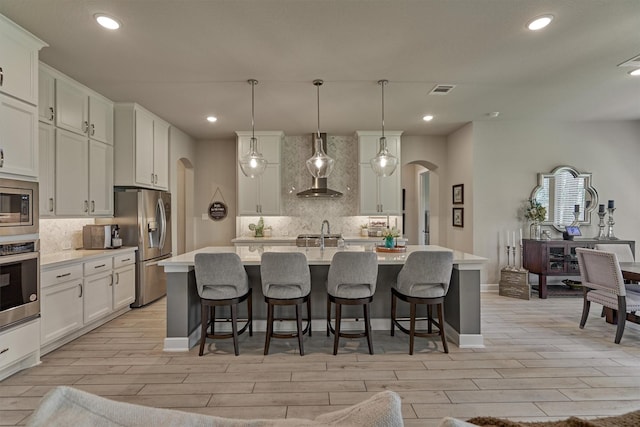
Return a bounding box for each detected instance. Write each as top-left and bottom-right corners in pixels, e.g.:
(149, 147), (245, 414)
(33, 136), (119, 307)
(375, 246), (407, 253)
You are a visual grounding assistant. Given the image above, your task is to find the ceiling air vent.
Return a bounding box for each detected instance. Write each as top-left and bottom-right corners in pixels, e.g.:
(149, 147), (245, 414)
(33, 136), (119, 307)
(618, 53), (640, 68)
(429, 84), (456, 95)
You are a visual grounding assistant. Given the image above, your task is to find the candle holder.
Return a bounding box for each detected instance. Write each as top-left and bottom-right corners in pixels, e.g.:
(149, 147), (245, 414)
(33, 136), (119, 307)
(606, 207), (618, 240)
(594, 210), (607, 240)
(511, 245), (517, 270)
(505, 245), (512, 270)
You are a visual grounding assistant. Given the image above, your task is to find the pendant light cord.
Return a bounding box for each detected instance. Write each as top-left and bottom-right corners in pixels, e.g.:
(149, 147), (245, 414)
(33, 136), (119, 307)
(314, 79), (323, 139)
(249, 79), (257, 140)
(379, 79), (387, 138)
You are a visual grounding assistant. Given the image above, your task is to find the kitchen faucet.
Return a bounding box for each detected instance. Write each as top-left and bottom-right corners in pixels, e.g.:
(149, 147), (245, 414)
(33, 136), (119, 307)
(320, 220), (331, 250)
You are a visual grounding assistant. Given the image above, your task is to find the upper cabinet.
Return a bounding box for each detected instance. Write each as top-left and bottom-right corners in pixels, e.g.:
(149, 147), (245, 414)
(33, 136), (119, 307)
(54, 74), (113, 145)
(357, 131), (402, 215)
(38, 65), (55, 124)
(114, 103), (170, 191)
(0, 15), (47, 180)
(236, 131), (283, 216)
(0, 15), (47, 105)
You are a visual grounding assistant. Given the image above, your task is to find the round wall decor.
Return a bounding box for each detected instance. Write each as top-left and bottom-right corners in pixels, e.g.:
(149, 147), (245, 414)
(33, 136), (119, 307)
(208, 201), (227, 221)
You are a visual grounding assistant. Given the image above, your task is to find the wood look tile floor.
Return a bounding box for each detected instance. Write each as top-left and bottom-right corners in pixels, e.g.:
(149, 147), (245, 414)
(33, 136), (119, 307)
(2, 292), (640, 426)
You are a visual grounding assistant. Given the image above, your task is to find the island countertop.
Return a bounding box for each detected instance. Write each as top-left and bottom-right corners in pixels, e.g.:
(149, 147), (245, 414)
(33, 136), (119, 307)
(159, 244), (487, 272)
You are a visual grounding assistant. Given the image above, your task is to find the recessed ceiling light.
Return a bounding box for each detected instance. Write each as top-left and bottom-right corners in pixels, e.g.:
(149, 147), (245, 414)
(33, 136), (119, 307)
(629, 68), (640, 76)
(206, 116), (218, 123)
(527, 14), (553, 31)
(487, 112), (500, 118)
(94, 14), (121, 30)
(422, 115), (434, 122)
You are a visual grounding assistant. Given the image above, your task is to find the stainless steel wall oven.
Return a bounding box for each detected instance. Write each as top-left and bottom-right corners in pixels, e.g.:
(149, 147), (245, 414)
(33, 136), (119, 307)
(0, 240), (40, 330)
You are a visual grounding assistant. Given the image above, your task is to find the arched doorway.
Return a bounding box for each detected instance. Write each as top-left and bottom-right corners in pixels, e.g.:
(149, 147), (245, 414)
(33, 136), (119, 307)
(176, 158), (194, 255)
(402, 160), (440, 245)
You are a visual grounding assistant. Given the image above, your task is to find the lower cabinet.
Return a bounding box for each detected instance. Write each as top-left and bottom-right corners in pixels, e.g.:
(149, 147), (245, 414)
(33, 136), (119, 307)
(40, 249), (136, 354)
(0, 319), (40, 382)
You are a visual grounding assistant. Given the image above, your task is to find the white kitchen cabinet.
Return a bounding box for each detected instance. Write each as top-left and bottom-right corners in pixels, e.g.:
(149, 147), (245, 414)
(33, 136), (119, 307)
(236, 131), (283, 215)
(114, 102), (170, 190)
(83, 257), (114, 324)
(0, 14), (46, 105)
(41, 279), (84, 346)
(357, 131), (402, 215)
(0, 318), (40, 382)
(38, 122), (55, 216)
(55, 76), (113, 145)
(54, 128), (113, 217)
(0, 93), (38, 179)
(38, 64), (55, 124)
(112, 253), (135, 311)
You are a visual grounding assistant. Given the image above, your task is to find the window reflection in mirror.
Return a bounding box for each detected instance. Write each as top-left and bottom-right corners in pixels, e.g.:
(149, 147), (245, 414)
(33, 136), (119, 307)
(531, 166), (598, 231)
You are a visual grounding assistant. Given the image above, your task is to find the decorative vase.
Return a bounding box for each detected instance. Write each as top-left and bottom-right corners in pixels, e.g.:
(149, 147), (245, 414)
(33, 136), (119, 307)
(529, 221), (541, 240)
(361, 228), (369, 237)
(384, 236), (395, 248)
(255, 229), (263, 238)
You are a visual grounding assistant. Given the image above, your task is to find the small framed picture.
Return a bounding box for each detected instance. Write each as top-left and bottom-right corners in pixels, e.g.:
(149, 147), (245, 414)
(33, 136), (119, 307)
(453, 207), (464, 227)
(452, 184), (464, 204)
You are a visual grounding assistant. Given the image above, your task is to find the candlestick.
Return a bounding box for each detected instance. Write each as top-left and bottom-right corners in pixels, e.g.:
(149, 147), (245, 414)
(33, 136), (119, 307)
(511, 246), (517, 271)
(505, 245), (511, 269)
(519, 228), (523, 245)
(606, 207), (618, 240)
(608, 199), (615, 209)
(512, 231), (516, 248)
(598, 204), (605, 213)
(594, 210), (607, 239)
(574, 204), (580, 213)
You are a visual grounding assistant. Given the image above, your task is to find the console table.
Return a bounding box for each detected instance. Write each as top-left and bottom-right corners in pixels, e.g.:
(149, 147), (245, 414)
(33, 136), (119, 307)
(522, 239), (635, 298)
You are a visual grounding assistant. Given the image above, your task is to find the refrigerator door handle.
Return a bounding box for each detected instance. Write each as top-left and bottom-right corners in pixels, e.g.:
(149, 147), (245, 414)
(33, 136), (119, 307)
(157, 197), (167, 250)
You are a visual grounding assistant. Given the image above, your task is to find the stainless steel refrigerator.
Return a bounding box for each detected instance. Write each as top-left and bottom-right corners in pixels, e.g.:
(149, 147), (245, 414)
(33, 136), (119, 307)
(110, 188), (171, 307)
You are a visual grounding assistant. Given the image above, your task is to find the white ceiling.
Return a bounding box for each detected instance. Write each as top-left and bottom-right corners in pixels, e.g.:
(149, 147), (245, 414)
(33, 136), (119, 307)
(1, 0), (639, 140)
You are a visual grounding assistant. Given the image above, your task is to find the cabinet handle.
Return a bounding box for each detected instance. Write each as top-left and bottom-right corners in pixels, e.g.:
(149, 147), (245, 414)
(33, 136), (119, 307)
(49, 198), (54, 212)
(121, 258), (131, 262)
(155, 174), (158, 184)
(84, 200), (89, 212)
(0, 348), (8, 355)
(0, 67), (3, 86)
(83, 121), (89, 133)
(49, 107), (54, 121)
(0, 148), (4, 168)
(78, 284), (83, 298)
(115, 272), (120, 285)
(94, 264), (106, 269)
(91, 200), (95, 212)
(90, 123), (95, 136)
(56, 272), (71, 279)
(151, 172), (154, 183)
(109, 275), (113, 286)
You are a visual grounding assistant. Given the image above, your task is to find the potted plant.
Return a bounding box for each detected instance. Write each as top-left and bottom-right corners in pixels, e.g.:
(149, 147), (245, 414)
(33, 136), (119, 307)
(382, 227), (400, 248)
(360, 223), (369, 237)
(248, 217), (265, 237)
(524, 199), (546, 239)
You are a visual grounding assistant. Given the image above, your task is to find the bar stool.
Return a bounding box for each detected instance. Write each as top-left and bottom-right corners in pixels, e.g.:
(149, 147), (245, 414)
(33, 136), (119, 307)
(260, 252), (311, 356)
(390, 250), (453, 354)
(194, 253), (253, 356)
(326, 251), (378, 355)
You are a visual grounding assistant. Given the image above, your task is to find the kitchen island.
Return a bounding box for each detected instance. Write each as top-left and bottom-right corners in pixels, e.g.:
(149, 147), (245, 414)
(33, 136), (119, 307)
(159, 245), (487, 352)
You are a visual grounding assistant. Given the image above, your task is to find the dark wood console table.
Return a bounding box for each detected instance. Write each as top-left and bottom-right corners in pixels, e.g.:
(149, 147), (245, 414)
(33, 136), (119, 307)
(522, 239), (635, 299)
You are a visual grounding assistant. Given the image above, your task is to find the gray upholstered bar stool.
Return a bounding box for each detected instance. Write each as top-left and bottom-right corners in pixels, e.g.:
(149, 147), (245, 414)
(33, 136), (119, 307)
(260, 252), (312, 356)
(326, 251), (378, 355)
(194, 253), (253, 357)
(391, 250), (453, 354)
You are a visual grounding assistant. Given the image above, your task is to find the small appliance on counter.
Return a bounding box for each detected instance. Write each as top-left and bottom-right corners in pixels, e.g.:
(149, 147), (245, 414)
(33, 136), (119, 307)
(82, 224), (120, 249)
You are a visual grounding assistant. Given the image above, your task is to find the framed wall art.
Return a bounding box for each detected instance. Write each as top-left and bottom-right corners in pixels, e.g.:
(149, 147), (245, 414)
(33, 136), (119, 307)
(452, 184), (464, 204)
(453, 207), (464, 227)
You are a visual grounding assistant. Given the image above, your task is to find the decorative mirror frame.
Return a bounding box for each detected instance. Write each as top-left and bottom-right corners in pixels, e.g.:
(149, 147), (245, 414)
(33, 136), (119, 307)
(530, 165), (598, 231)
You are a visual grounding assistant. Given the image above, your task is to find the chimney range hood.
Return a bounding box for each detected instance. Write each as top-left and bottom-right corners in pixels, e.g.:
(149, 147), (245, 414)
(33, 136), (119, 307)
(296, 133), (343, 198)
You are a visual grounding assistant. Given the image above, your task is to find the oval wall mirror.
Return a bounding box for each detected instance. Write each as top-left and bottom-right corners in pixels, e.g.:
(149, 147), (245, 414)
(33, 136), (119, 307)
(530, 165), (598, 231)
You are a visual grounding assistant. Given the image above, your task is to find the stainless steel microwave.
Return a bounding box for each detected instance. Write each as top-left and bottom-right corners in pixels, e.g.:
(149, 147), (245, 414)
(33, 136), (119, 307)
(0, 178), (38, 236)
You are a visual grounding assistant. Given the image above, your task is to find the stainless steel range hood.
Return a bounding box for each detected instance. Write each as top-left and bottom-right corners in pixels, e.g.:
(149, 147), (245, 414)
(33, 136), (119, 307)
(296, 133), (343, 198)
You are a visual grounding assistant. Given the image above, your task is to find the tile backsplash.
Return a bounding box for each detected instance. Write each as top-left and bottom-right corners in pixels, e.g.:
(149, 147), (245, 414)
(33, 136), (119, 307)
(39, 218), (95, 254)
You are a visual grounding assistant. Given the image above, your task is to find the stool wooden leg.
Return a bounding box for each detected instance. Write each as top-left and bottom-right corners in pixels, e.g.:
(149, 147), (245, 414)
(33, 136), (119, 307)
(333, 302), (342, 355)
(199, 302), (208, 356)
(364, 302), (373, 355)
(248, 291), (253, 336)
(390, 292), (396, 336)
(427, 304), (433, 334)
(264, 302), (274, 355)
(326, 296), (331, 337)
(210, 306), (215, 335)
(231, 303), (239, 356)
(409, 302), (416, 355)
(437, 302), (448, 353)
(296, 303), (304, 356)
(307, 297), (312, 337)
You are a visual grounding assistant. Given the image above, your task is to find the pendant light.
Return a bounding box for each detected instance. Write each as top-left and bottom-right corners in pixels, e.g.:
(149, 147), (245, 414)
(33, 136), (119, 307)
(239, 79), (267, 178)
(370, 79), (398, 177)
(306, 79), (335, 179)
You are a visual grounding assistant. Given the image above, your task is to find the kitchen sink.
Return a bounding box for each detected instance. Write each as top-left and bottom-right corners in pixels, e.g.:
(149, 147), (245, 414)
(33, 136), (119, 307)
(296, 234), (342, 247)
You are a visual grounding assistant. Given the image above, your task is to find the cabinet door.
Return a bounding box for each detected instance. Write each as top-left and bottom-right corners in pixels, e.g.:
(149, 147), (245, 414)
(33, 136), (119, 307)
(56, 78), (89, 137)
(55, 128), (89, 216)
(134, 108), (154, 187)
(358, 164), (379, 215)
(0, 94), (38, 178)
(378, 171), (401, 214)
(0, 29), (39, 104)
(88, 140), (113, 216)
(153, 119), (169, 190)
(38, 66), (55, 124)
(258, 164), (280, 215)
(237, 171), (260, 215)
(83, 271), (113, 324)
(38, 123), (55, 216)
(88, 95), (113, 145)
(40, 279), (83, 345)
(113, 264), (135, 310)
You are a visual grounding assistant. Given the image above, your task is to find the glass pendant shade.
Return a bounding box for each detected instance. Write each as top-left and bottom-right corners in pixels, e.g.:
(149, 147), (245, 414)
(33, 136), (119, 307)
(306, 79), (335, 179)
(370, 79), (398, 177)
(239, 79), (267, 178)
(370, 136), (398, 177)
(306, 134), (335, 178)
(239, 137), (267, 178)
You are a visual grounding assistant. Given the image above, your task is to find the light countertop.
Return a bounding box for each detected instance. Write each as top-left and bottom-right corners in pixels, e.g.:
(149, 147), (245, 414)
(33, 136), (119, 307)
(231, 235), (402, 243)
(41, 246), (137, 269)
